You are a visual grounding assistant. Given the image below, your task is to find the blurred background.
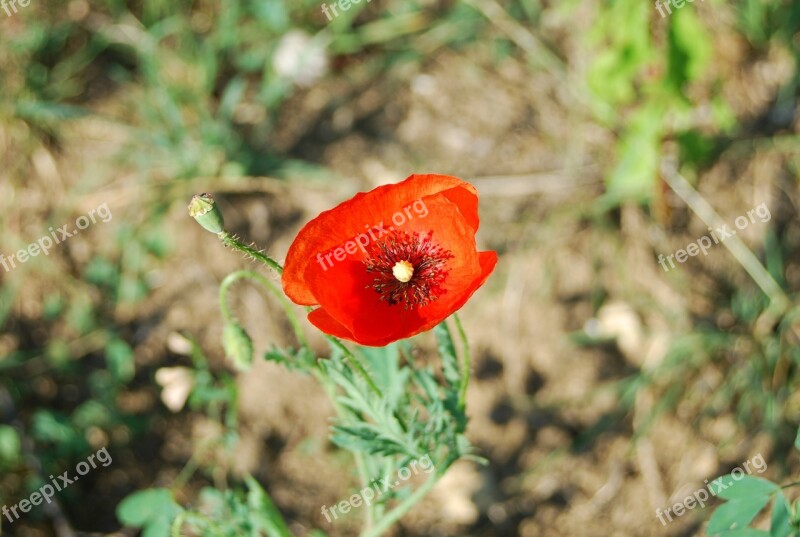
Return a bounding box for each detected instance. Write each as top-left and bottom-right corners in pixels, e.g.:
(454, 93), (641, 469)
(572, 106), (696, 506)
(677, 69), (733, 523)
(0, 0), (799, 535)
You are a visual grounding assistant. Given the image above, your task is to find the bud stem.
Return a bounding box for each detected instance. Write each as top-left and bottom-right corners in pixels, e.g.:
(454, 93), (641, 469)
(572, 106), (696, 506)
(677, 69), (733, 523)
(218, 231), (284, 275)
(220, 270), (307, 347)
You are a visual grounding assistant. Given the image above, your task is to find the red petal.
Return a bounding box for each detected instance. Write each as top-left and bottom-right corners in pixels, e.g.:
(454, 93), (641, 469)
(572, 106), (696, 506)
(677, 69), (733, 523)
(307, 308), (356, 340)
(282, 174), (479, 306)
(301, 195), (494, 345)
(307, 251), (497, 346)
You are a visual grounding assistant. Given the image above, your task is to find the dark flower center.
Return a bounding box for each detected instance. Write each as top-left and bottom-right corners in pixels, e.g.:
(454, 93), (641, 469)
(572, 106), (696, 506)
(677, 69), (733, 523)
(363, 230), (453, 308)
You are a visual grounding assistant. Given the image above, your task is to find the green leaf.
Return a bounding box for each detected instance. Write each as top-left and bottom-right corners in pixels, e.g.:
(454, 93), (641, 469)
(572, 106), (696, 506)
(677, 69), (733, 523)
(794, 425), (800, 452)
(718, 530), (770, 536)
(32, 410), (75, 445)
(331, 424), (409, 456)
(0, 425), (21, 464)
(666, 7), (712, 90)
(264, 346), (293, 367)
(770, 493), (791, 537)
(244, 475), (292, 537)
(117, 488), (181, 528)
(677, 130), (720, 167)
(218, 76), (247, 123)
(707, 496), (772, 535)
(713, 475), (779, 500)
(142, 518), (173, 537)
(265, 345), (317, 371)
(15, 101), (89, 122)
(253, 0), (289, 32)
(66, 295), (95, 334)
(106, 338), (136, 383)
(601, 104), (664, 207)
(356, 343), (400, 393)
(84, 257), (120, 287)
(71, 400), (111, 429)
(434, 322), (460, 388)
(586, 0), (651, 106)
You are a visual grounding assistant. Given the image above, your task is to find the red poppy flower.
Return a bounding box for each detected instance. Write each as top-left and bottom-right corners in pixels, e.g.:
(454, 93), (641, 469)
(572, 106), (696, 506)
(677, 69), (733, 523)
(282, 174), (497, 346)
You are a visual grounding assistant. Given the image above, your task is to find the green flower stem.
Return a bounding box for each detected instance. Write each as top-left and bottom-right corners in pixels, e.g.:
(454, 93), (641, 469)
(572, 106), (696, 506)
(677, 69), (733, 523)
(218, 231), (284, 275)
(311, 366), (376, 528)
(215, 236), (380, 398)
(324, 333), (383, 398)
(209, 219), (382, 399)
(320, 330), (412, 435)
(361, 475), (439, 537)
(454, 314), (471, 410)
(220, 270), (308, 347)
(218, 267), (383, 403)
(354, 449), (376, 528)
(171, 450), (201, 492)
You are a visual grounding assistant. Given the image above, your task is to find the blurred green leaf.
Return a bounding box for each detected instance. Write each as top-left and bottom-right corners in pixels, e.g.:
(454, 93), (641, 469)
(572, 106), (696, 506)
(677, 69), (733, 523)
(677, 130), (720, 168)
(218, 76), (247, 123)
(711, 95), (737, 132)
(45, 339), (71, 367)
(667, 7), (712, 91)
(106, 338), (136, 383)
(72, 400), (111, 429)
(770, 493), (791, 537)
(43, 293), (65, 321)
(713, 475), (780, 500)
(717, 529), (770, 537)
(264, 345), (316, 370)
(434, 322), (460, 388)
(602, 104), (664, 207)
(245, 475), (292, 537)
(32, 410), (75, 445)
(586, 0), (651, 105)
(0, 425), (21, 465)
(708, 495), (772, 534)
(15, 101), (89, 122)
(66, 295), (95, 333)
(252, 0), (290, 33)
(117, 488), (182, 532)
(84, 257), (120, 288)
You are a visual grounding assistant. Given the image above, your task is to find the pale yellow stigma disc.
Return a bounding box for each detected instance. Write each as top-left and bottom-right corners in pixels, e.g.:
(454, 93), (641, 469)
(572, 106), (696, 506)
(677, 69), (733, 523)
(392, 260), (414, 282)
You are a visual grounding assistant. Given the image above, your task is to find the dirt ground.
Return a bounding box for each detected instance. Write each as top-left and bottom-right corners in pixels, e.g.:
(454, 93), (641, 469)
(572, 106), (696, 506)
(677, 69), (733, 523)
(4, 3), (800, 537)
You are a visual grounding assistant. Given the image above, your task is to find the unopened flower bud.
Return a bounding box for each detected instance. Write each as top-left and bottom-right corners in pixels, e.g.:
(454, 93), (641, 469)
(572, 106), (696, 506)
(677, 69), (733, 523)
(189, 193), (225, 234)
(222, 322), (253, 371)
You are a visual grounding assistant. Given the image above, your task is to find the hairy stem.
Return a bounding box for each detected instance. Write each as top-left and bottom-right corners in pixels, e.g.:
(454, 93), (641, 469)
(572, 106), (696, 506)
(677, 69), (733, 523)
(454, 314), (471, 410)
(312, 367), (376, 528)
(219, 270), (308, 347)
(218, 231), (283, 275)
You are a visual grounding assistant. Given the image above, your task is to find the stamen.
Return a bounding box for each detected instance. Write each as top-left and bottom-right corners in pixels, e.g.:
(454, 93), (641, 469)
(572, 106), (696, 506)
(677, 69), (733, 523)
(363, 230), (454, 309)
